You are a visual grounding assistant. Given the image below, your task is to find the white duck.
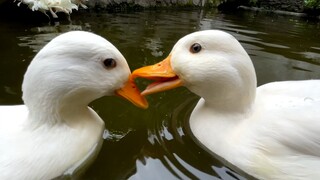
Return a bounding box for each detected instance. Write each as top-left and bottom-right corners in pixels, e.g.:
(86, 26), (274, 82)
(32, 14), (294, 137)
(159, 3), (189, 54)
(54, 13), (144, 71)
(132, 30), (320, 179)
(0, 31), (147, 179)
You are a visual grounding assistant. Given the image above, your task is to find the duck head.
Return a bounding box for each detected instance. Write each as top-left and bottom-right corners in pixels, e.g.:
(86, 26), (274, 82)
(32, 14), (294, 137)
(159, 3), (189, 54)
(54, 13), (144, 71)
(132, 30), (257, 112)
(22, 31), (148, 120)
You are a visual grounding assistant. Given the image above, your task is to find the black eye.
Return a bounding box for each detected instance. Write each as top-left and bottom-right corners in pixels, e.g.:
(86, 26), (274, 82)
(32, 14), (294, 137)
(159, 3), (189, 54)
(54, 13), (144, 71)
(190, 43), (202, 53)
(103, 58), (116, 69)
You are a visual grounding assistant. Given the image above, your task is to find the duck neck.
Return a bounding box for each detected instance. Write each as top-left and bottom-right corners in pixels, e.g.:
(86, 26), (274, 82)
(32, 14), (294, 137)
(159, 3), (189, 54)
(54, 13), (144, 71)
(203, 86), (256, 114)
(190, 94), (255, 162)
(23, 85), (95, 128)
(201, 61), (257, 113)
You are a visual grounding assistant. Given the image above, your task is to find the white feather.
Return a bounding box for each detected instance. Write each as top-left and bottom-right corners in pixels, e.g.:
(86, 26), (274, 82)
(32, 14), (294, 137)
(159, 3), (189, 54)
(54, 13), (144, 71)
(18, 0), (87, 17)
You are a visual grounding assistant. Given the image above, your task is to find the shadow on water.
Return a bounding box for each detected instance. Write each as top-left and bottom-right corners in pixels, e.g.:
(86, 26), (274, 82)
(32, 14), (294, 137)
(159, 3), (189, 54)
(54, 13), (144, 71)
(0, 7), (319, 179)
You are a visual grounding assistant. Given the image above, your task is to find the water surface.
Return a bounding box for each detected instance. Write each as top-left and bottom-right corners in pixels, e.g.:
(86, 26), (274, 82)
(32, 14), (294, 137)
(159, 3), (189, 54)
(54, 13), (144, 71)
(0, 8), (320, 179)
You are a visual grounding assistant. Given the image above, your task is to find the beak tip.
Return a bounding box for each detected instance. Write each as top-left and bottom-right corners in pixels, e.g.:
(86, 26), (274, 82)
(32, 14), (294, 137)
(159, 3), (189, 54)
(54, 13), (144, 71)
(115, 81), (149, 109)
(142, 104), (149, 109)
(138, 99), (149, 109)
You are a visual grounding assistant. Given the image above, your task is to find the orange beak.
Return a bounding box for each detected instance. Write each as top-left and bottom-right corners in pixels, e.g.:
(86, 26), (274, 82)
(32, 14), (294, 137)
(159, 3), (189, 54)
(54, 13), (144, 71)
(115, 78), (148, 109)
(131, 55), (183, 96)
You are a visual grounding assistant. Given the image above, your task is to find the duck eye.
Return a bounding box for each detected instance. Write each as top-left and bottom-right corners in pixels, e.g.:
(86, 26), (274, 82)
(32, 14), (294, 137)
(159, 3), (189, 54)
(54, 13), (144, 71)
(103, 58), (116, 69)
(190, 43), (202, 53)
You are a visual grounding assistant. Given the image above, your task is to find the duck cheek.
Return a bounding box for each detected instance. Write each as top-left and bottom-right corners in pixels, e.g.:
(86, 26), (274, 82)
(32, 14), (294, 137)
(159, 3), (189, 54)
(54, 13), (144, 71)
(95, 81), (116, 97)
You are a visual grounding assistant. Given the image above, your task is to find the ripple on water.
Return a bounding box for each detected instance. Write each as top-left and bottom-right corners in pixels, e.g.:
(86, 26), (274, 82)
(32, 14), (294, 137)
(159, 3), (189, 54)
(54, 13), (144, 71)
(130, 91), (251, 179)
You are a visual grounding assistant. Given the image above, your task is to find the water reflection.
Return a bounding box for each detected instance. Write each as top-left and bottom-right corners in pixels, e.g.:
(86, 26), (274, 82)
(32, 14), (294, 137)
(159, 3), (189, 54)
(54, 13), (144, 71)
(144, 37), (163, 57)
(1, 9), (319, 179)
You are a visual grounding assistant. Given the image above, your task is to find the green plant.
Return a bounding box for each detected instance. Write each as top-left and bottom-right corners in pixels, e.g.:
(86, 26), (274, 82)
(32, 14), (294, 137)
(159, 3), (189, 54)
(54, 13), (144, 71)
(304, 0), (320, 9)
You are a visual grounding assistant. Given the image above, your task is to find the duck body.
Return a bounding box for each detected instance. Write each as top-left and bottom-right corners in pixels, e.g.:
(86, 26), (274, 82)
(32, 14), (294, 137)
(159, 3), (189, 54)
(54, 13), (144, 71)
(132, 30), (320, 179)
(190, 80), (320, 179)
(0, 105), (104, 179)
(0, 31), (146, 179)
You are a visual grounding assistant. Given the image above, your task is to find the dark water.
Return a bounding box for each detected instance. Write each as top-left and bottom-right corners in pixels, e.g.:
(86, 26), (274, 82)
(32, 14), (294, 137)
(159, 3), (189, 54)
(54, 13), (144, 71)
(1, 8), (320, 179)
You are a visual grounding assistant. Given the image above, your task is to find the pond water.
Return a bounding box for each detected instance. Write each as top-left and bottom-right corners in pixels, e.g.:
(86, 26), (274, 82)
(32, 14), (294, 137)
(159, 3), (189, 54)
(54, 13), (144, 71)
(1, 8), (320, 179)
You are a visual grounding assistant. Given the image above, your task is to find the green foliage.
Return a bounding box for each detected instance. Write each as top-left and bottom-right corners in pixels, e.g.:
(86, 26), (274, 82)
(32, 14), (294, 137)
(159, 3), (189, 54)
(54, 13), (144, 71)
(249, 0), (258, 6)
(304, 0), (320, 9)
